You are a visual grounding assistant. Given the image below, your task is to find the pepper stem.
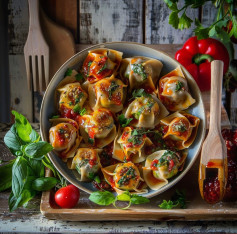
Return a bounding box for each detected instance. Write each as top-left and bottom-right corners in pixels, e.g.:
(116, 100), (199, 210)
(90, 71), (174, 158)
(193, 54), (214, 66)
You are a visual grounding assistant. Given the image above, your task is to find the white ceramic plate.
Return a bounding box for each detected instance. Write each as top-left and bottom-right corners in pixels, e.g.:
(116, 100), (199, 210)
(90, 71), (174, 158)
(40, 42), (206, 198)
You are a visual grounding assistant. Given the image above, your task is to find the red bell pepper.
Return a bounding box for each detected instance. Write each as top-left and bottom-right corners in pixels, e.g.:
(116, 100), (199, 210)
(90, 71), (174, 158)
(175, 36), (229, 91)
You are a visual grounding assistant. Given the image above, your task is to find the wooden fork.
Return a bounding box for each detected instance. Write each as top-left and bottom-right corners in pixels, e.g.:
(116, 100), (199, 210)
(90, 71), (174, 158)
(24, 0), (49, 92)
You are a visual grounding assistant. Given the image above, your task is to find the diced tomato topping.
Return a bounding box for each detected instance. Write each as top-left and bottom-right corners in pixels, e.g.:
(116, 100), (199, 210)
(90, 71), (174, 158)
(151, 159), (158, 170)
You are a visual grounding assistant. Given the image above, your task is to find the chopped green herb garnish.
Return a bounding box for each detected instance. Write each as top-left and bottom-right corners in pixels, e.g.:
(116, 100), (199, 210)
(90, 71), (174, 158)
(94, 175), (101, 184)
(117, 167), (136, 186)
(147, 101), (154, 110)
(132, 64), (147, 80)
(108, 81), (120, 100)
(131, 89), (151, 100)
(87, 61), (93, 76)
(88, 137), (94, 145)
(97, 64), (107, 74)
(133, 106), (145, 120)
(88, 172), (95, 180)
(75, 92), (84, 104)
(51, 115), (60, 119)
(64, 68), (73, 77)
(173, 122), (187, 132)
(73, 104), (86, 116)
(118, 114), (133, 127)
(175, 81), (184, 92)
(75, 73), (84, 82)
(58, 128), (65, 134)
(69, 102), (73, 106)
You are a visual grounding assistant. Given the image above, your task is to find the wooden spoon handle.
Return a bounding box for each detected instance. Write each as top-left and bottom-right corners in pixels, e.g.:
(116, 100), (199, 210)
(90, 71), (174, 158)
(209, 60), (224, 133)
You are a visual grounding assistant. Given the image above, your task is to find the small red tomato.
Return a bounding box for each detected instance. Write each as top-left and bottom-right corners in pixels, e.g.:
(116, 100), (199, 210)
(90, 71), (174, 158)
(55, 184), (80, 208)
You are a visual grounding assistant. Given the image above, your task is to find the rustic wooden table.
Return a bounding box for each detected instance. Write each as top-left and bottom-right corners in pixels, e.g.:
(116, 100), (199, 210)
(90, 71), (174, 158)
(1, 0), (237, 232)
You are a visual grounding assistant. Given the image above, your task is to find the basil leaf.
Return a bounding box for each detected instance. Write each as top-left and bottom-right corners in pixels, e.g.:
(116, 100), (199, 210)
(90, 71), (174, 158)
(32, 177), (58, 191)
(9, 189), (36, 212)
(29, 129), (40, 143)
(42, 157), (57, 177)
(24, 142), (53, 160)
(0, 160), (15, 191)
(12, 110), (32, 143)
(4, 124), (24, 154)
(12, 157), (28, 198)
(117, 191), (131, 202)
(26, 158), (44, 177)
(89, 191), (116, 206)
(130, 194), (150, 204)
(75, 73), (84, 81)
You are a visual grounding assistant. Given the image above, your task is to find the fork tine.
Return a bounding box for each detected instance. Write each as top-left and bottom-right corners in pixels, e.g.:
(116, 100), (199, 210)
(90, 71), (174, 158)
(24, 55), (31, 91)
(31, 55), (38, 92)
(38, 55), (43, 92)
(43, 55), (49, 88)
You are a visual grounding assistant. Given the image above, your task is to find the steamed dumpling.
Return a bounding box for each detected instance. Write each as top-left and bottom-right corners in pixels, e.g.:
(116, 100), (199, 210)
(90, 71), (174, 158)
(88, 75), (127, 113)
(69, 148), (102, 181)
(124, 93), (169, 128)
(158, 67), (195, 112)
(78, 108), (116, 148)
(120, 56), (163, 92)
(101, 162), (147, 194)
(81, 48), (123, 83)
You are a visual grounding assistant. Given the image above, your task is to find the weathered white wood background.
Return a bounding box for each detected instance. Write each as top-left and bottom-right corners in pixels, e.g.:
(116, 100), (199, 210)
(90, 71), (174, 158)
(8, 0), (237, 123)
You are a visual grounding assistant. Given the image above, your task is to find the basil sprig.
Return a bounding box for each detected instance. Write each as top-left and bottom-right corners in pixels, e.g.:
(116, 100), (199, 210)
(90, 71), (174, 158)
(89, 190), (149, 209)
(1, 111), (63, 211)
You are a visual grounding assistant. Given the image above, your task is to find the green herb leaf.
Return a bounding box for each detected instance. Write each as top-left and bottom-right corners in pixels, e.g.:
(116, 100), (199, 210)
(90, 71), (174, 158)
(12, 156), (28, 198)
(89, 191), (116, 206)
(88, 137), (95, 145)
(32, 177), (58, 191)
(4, 125), (23, 154)
(164, 0), (178, 11)
(97, 64), (107, 74)
(131, 89), (151, 99)
(0, 160), (15, 192)
(29, 129), (40, 143)
(64, 68), (73, 77)
(75, 73), (84, 82)
(130, 194), (150, 204)
(132, 64), (147, 80)
(24, 142), (53, 160)
(159, 189), (186, 209)
(178, 13), (193, 30)
(94, 175), (101, 184)
(26, 158), (44, 177)
(108, 81), (120, 100)
(118, 114), (133, 127)
(51, 115), (60, 119)
(12, 111), (32, 143)
(169, 11), (179, 29)
(73, 104), (86, 116)
(116, 191), (131, 202)
(159, 200), (177, 209)
(175, 81), (185, 92)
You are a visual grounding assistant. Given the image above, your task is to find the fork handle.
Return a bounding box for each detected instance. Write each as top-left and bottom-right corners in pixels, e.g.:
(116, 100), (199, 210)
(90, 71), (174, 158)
(28, 0), (41, 29)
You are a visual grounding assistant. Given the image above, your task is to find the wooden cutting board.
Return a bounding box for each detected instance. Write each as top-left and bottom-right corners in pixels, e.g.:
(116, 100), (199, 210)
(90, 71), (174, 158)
(40, 91), (233, 221)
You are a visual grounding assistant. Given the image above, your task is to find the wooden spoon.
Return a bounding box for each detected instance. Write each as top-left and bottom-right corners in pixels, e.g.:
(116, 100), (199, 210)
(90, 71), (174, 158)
(199, 60), (228, 204)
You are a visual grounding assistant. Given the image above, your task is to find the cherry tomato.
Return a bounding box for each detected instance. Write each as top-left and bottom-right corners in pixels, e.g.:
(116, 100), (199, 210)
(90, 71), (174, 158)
(55, 184), (80, 208)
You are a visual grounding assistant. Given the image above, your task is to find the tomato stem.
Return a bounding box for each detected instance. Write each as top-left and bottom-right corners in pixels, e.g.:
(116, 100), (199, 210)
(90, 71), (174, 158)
(192, 53), (214, 66)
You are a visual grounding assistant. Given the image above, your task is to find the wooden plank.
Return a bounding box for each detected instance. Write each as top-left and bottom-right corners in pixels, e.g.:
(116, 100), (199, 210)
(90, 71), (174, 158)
(201, 1), (217, 27)
(145, 0), (199, 44)
(9, 55), (33, 121)
(79, 0), (143, 44)
(40, 0), (78, 42)
(8, 0), (29, 54)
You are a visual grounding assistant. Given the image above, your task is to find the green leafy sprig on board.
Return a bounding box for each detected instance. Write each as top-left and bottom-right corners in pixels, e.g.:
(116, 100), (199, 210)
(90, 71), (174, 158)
(89, 190), (150, 209)
(0, 111), (66, 211)
(164, 0), (237, 59)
